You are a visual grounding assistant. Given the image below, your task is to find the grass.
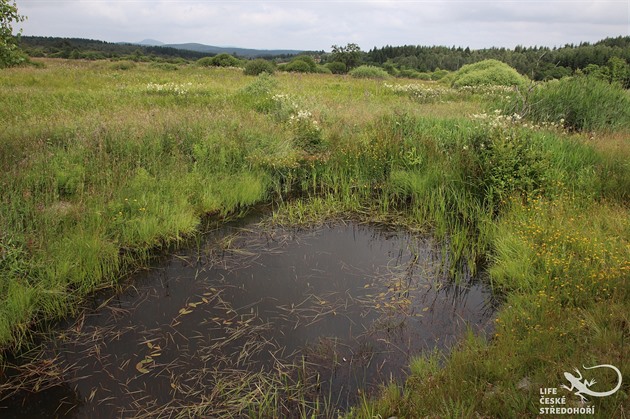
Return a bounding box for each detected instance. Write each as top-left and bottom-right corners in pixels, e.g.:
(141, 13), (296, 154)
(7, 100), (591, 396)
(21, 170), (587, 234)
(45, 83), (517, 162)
(1, 58), (628, 417)
(513, 75), (630, 132)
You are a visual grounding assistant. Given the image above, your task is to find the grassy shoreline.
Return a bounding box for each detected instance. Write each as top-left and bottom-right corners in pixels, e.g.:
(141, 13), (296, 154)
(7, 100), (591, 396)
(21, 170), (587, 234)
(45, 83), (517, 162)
(1, 59), (628, 417)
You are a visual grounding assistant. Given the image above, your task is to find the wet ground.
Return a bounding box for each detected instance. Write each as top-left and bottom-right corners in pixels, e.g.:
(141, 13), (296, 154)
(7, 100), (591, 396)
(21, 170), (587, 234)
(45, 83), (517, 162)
(0, 217), (495, 417)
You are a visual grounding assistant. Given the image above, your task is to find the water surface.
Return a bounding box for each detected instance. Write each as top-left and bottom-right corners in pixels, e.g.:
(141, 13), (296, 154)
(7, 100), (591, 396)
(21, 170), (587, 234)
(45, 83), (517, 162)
(1, 218), (495, 417)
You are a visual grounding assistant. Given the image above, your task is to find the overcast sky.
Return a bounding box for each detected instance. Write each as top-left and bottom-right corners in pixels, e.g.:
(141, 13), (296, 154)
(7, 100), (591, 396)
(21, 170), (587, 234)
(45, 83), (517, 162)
(17, 0), (630, 51)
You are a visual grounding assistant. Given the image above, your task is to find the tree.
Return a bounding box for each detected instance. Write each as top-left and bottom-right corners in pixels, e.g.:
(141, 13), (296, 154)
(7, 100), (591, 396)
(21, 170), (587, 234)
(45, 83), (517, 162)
(325, 61), (347, 74)
(284, 55), (317, 73)
(1, 0), (26, 68)
(330, 43), (362, 70)
(607, 56), (630, 88)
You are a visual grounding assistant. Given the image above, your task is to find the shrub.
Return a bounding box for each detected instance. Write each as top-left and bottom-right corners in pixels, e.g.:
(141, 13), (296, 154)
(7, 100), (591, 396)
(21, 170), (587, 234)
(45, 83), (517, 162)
(284, 59), (312, 73)
(382, 61), (399, 76)
(519, 75), (630, 131)
(314, 65), (332, 74)
(325, 61), (347, 74)
(431, 69), (450, 80)
(0, 0), (27, 68)
(212, 53), (242, 68)
(196, 57), (213, 67)
(243, 59), (275, 76)
(415, 72), (433, 81)
(451, 59), (527, 88)
(293, 55), (317, 70)
(349, 65), (390, 79)
(198, 54), (242, 68)
(398, 69), (427, 79)
(283, 55), (321, 73)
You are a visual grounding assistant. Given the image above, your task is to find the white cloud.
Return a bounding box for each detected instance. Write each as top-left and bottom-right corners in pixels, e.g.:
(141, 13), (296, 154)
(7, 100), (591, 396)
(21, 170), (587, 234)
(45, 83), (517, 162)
(16, 0), (629, 50)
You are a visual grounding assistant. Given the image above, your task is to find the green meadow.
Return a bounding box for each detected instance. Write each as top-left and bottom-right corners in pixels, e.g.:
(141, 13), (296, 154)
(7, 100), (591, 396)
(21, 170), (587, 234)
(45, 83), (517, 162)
(1, 58), (628, 417)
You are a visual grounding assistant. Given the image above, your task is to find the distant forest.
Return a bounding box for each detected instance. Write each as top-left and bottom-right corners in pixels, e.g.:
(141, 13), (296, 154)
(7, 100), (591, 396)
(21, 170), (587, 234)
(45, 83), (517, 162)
(19, 35), (630, 83)
(19, 36), (214, 61)
(364, 36), (630, 81)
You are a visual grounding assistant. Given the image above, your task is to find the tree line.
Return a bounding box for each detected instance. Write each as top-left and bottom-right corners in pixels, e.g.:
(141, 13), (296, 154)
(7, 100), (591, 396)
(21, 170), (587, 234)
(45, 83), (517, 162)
(19, 36), (214, 61)
(364, 36), (630, 82)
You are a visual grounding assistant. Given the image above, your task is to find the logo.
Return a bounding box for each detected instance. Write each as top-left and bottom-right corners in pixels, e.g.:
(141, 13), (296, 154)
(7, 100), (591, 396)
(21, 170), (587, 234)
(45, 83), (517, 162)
(562, 364), (623, 403)
(539, 363), (622, 415)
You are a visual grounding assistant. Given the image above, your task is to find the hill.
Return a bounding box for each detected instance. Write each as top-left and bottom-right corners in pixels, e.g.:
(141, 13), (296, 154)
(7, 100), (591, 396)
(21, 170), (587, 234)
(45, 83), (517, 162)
(135, 39), (165, 46)
(20, 36), (213, 60)
(19, 36), (305, 60)
(158, 42), (303, 58)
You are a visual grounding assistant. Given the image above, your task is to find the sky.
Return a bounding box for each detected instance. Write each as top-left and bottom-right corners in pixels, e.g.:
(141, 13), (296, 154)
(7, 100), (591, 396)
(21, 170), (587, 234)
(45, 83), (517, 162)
(16, 0), (630, 51)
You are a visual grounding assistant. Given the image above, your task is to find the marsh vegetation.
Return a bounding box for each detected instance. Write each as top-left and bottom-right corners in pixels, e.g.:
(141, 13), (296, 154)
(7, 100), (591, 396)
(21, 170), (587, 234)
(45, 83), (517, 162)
(1, 58), (628, 417)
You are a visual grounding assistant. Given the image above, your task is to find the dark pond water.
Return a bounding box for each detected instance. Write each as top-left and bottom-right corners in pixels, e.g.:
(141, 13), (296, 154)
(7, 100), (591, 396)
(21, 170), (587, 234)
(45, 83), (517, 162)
(0, 217), (495, 418)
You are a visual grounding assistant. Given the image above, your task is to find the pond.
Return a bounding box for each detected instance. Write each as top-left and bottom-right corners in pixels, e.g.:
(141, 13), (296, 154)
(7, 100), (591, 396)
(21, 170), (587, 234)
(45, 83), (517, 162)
(0, 216), (495, 417)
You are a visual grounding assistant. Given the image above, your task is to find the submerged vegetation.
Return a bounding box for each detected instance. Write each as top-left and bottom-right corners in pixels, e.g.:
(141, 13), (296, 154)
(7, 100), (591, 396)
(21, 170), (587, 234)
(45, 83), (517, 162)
(1, 58), (628, 417)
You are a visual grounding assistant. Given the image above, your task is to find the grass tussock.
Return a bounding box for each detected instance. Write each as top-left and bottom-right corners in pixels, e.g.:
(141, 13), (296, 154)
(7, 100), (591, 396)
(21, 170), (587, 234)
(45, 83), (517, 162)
(1, 58), (628, 417)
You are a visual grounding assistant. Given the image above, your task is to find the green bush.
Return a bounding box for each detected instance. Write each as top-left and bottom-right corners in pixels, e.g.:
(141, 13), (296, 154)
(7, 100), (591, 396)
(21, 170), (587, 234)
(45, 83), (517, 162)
(314, 65), (332, 74)
(349, 65), (390, 79)
(381, 61), (398, 76)
(198, 54), (242, 68)
(0, 0), (27, 68)
(431, 69), (450, 80)
(521, 75), (630, 131)
(196, 57), (213, 67)
(415, 72), (433, 81)
(398, 69), (427, 79)
(293, 55), (317, 70)
(213, 53), (242, 67)
(451, 59), (527, 88)
(284, 59), (312, 73)
(243, 59), (275, 76)
(282, 55), (322, 73)
(325, 61), (347, 74)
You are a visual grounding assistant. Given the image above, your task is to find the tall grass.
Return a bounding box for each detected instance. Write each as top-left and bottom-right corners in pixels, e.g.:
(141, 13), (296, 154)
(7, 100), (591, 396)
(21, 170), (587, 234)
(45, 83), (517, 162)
(508, 75), (630, 132)
(349, 65), (391, 79)
(0, 63), (277, 349)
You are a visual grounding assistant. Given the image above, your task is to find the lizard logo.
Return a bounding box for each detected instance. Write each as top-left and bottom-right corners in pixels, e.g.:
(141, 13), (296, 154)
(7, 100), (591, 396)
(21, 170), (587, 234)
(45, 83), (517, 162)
(561, 364), (622, 403)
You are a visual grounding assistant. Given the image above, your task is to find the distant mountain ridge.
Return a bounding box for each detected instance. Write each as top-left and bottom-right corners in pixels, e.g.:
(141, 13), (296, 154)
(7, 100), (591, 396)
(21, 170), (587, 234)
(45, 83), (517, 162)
(136, 39), (165, 46)
(130, 40), (303, 57)
(20, 36), (306, 60)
